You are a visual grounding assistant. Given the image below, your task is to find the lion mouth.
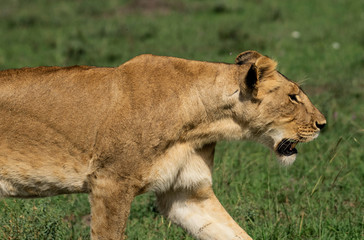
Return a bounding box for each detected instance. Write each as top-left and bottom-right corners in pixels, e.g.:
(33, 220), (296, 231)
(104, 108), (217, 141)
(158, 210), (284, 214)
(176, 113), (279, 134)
(277, 139), (298, 156)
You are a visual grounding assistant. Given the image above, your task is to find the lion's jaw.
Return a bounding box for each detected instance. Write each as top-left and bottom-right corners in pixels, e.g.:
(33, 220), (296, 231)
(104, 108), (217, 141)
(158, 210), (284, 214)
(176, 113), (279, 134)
(249, 123), (322, 166)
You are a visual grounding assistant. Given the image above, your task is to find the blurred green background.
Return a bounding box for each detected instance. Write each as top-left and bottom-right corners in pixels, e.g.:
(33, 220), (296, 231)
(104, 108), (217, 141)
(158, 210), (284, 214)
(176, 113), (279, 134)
(0, 0), (363, 239)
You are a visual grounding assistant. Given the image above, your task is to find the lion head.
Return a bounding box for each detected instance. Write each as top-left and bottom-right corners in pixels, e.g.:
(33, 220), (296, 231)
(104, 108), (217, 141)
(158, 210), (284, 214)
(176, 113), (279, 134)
(233, 51), (326, 165)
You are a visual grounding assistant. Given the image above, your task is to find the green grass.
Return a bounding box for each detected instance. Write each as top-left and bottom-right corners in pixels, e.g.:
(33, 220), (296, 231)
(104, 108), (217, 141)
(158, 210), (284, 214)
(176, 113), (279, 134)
(0, 0), (363, 239)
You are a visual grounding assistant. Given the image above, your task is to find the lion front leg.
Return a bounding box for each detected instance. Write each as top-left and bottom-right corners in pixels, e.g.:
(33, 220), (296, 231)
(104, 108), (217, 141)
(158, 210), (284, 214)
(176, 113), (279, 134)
(157, 186), (252, 240)
(88, 171), (138, 240)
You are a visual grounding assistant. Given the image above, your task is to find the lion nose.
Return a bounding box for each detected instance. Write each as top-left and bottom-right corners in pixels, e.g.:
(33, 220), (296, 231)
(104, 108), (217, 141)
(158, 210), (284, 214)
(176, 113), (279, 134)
(315, 121), (326, 130)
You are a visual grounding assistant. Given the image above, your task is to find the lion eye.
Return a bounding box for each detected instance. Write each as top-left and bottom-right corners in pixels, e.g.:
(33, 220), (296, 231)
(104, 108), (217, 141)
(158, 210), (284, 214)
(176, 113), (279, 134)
(289, 94), (299, 103)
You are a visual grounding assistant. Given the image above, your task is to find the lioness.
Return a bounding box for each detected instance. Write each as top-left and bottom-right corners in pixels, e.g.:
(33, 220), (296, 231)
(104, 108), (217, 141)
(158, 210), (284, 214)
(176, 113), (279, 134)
(0, 51), (325, 239)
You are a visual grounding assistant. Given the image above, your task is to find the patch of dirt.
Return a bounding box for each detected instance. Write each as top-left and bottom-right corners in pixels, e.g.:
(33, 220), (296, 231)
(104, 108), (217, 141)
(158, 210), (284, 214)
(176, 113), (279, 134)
(82, 214), (92, 226)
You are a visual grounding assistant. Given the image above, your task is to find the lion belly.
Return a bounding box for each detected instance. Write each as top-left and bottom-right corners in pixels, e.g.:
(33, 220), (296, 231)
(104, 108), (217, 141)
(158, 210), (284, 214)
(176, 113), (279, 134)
(0, 110), (90, 198)
(0, 144), (90, 198)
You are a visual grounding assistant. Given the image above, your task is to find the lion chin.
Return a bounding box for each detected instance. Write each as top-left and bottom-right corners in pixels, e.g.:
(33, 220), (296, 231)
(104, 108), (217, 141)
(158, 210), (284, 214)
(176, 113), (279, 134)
(277, 153), (298, 166)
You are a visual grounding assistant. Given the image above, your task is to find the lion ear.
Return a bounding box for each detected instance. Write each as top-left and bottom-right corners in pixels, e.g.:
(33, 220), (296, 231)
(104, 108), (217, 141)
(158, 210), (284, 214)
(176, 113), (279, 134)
(243, 55), (278, 91)
(254, 56), (277, 80)
(236, 51), (277, 79)
(235, 50), (262, 65)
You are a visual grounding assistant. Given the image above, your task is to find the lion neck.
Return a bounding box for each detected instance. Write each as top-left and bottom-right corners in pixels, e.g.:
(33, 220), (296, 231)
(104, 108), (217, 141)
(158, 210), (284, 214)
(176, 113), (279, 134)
(177, 64), (254, 148)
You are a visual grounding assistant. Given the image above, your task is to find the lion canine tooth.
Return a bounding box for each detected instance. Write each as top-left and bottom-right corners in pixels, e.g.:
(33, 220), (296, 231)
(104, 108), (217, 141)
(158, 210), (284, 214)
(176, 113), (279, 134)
(290, 142), (297, 150)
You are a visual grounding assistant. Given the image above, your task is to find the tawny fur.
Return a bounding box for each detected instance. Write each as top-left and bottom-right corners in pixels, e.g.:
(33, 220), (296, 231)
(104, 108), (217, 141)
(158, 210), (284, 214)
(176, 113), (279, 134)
(0, 51), (326, 240)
